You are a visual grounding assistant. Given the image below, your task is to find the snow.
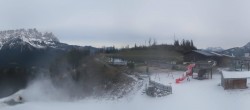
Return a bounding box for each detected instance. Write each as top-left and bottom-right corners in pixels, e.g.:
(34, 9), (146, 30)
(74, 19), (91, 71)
(0, 29), (58, 49)
(222, 71), (250, 79)
(205, 47), (224, 52)
(2, 71), (250, 110)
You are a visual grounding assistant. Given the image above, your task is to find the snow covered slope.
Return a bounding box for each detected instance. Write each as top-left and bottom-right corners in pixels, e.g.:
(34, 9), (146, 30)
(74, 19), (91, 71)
(2, 71), (250, 110)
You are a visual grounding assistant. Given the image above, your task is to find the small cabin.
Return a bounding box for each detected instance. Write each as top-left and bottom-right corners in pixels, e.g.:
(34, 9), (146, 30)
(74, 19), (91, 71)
(221, 71), (250, 90)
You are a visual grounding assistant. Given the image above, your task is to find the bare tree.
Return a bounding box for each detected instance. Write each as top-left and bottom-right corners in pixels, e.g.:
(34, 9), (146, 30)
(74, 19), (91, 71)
(148, 38), (152, 46)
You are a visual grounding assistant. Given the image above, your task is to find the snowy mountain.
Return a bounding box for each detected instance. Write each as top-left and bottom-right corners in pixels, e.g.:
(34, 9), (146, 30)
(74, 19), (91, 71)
(222, 42), (250, 57)
(205, 47), (224, 52)
(0, 29), (100, 98)
(0, 29), (100, 68)
(0, 29), (60, 50)
(0, 29), (64, 67)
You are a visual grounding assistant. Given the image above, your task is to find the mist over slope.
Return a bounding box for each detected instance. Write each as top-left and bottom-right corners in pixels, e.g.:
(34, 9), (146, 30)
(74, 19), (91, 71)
(0, 29), (77, 98)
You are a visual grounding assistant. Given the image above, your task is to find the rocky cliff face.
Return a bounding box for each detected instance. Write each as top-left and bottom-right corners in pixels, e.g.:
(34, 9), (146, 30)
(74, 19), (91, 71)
(0, 29), (59, 50)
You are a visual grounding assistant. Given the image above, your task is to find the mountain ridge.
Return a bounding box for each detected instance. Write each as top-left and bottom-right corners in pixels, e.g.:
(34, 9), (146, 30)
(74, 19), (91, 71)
(0, 28), (60, 50)
(204, 47), (224, 52)
(222, 42), (250, 57)
(0, 28), (100, 68)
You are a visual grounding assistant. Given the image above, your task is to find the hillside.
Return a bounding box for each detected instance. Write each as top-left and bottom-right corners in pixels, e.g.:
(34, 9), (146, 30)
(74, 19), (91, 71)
(0, 29), (135, 99)
(2, 69), (250, 110)
(108, 43), (196, 63)
(114, 48), (182, 62)
(222, 42), (250, 57)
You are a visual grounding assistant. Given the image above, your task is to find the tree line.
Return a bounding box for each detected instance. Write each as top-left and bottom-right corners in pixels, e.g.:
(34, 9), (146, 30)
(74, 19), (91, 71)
(101, 38), (197, 54)
(173, 39), (197, 53)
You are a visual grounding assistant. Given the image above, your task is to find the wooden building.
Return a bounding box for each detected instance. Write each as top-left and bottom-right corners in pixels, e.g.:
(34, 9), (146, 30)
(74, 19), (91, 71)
(184, 50), (234, 67)
(221, 71), (250, 90)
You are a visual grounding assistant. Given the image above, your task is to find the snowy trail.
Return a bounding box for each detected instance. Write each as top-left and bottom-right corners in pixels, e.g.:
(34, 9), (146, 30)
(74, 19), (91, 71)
(2, 71), (250, 110)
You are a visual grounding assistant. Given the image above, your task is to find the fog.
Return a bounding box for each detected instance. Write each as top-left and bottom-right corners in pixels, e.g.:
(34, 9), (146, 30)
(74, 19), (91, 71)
(22, 78), (70, 102)
(0, 75), (140, 110)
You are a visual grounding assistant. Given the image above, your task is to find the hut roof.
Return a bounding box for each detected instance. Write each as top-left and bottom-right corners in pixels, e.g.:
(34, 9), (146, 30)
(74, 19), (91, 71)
(193, 50), (215, 56)
(191, 50), (234, 58)
(222, 71), (250, 79)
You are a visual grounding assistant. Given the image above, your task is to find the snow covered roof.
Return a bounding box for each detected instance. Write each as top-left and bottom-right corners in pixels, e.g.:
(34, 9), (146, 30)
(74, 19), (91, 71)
(222, 71), (250, 79)
(210, 52), (223, 56)
(193, 50), (215, 56)
(221, 54), (235, 58)
(192, 50), (234, 58)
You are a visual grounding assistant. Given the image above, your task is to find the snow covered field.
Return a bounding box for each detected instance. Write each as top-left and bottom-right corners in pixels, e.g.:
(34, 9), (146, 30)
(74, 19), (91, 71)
(2, 71), (250, 110)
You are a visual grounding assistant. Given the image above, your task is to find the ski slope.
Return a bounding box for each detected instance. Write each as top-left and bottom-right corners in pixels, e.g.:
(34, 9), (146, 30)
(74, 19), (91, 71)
(1, 71), (250, 110)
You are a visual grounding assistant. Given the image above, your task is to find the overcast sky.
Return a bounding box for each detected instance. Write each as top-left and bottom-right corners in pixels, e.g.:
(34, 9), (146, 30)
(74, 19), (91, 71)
(1, 0), (250, 49)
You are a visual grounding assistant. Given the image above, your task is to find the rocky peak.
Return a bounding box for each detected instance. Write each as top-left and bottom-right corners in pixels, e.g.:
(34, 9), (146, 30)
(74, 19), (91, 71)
(0, 28), (59, 49)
